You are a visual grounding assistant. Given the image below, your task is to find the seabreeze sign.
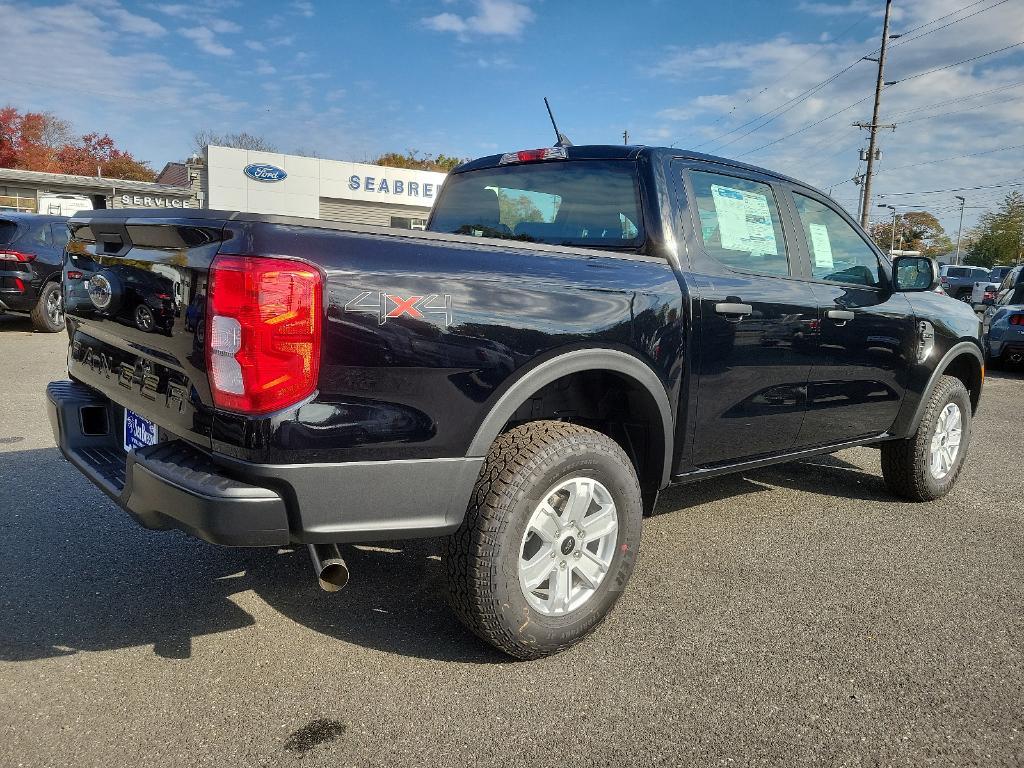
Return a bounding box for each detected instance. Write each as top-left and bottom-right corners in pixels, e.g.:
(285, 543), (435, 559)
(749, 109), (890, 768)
(346, 174), (440, 200)
(244, 163), (288, 183)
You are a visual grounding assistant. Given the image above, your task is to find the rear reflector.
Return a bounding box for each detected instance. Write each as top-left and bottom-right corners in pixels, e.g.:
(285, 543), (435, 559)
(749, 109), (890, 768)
(1010, 314), (1024, 326)
(499, 147), (568, 164)
(0, 250), (35, 262)
(207, 255), (323, 415)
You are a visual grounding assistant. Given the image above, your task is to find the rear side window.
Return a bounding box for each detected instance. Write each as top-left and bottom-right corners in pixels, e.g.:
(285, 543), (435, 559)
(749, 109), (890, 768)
(429, 160), (644, 248)
(50, 223), (70, 247)
(688, 171), (789, 276)
(792, 193), (883, 287)
(0, 220), (18, 245)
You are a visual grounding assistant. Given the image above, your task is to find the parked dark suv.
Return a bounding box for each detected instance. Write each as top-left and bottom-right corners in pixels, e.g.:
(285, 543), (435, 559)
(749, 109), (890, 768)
(0, 213), (70, 331)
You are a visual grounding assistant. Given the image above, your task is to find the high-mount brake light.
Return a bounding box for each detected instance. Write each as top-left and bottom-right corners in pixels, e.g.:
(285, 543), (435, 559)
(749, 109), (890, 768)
(499, 147), (569, 165)
(206, 255), (323, 415)
(0, 250), (35, 262)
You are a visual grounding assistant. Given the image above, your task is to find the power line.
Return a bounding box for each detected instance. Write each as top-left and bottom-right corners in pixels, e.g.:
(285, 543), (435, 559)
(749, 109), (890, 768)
(883, 79), (1024, 119)
(734, 95), (872, 157)
(692, 0), (1014, 153)
(897, 93), (1024, 124)
(887, 0), (1010, 50)
(879, 143), (1024, 173)
(879, 180), (1024, 197)
(888, 40), (1024, 85)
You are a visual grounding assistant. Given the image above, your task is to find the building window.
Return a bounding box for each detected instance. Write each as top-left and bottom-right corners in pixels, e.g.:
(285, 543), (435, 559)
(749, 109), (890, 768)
(390, 216), (428, 230)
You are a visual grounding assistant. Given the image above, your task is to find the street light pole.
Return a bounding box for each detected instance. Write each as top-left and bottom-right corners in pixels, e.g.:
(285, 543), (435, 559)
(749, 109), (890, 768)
(879, 204), (897, 255)
(954, 195), (966, 266)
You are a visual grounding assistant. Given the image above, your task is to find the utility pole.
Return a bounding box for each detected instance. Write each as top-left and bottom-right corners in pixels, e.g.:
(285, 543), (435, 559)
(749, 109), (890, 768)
(953, 195), (966, 265)
(623, 130), (629, 145)
(858, 0), (894, 229)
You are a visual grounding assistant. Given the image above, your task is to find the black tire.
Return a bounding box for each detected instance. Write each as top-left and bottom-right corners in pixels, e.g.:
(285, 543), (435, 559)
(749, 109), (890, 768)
(446, 421), (643, 660)
(30, 281), (64, 333)
(881, 375), (972, 502)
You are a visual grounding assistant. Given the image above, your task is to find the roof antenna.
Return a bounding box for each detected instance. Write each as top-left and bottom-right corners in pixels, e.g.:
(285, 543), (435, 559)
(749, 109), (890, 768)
(544, 97), (573, 147)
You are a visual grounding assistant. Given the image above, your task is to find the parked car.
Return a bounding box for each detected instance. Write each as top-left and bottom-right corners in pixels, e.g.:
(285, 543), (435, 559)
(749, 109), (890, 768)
(47, 145), (984, 659)
(982, 265), (1024, 368)
(939, 264), (990, 302)
(971, 265), (1014, 309)
(0, 212), (70, 331)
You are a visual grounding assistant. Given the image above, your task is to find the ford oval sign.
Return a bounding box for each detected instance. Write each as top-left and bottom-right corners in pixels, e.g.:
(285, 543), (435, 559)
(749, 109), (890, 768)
(243, 163), (287, 183)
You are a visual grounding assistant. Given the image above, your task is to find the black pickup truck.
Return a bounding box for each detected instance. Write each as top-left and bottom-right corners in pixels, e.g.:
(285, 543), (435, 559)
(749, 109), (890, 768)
(47, 145), (983, 659)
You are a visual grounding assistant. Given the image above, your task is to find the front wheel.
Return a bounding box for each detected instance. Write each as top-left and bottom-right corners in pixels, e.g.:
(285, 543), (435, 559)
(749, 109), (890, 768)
(446, 421), (643, 659)
(881, 375), (972, 501)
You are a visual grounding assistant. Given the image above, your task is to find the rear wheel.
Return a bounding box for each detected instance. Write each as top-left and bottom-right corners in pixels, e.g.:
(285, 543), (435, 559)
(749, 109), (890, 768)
(446, 421), (643, 659)
(881, 376), (972, 501)
(30, 281), (64, 332)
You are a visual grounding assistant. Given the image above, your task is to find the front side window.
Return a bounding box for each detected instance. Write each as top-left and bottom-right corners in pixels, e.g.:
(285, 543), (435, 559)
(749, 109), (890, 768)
(793, 193), (883, 287)
(429, 160), (643, 249)
(688, 171), (789, 276)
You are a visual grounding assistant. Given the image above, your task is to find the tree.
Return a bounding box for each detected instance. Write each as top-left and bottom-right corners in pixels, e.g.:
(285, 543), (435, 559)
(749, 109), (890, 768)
(869, 210), (951, 256)
(57, 133), (155, 181)
(193, 130), (277, 153)
(496, 191), (544, 226)
(374, 149), (465, 173)
(0, 105), (154, 180)
(966, 191), (1024, 268)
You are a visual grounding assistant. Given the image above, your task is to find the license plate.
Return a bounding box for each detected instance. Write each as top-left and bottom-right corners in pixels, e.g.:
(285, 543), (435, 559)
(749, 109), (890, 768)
(124, 409), (158, 452)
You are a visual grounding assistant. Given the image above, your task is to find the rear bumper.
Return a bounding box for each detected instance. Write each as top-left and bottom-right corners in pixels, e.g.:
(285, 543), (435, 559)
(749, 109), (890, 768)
(46, 380), (482, 546)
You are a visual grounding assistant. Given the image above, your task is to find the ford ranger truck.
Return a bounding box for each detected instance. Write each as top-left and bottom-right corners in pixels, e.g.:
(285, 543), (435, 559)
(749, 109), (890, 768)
(47, 145), (984, 659)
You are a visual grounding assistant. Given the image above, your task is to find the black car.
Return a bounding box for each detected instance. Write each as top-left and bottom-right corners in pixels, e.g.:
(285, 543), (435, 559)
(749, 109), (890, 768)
(47, 145), (984, 659)
(0, 212), (70, 331)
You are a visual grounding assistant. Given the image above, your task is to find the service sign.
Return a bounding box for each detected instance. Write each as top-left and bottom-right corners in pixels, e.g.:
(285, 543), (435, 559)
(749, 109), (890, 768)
(244, 163), (288, 183)
(120, 194), (190, 208)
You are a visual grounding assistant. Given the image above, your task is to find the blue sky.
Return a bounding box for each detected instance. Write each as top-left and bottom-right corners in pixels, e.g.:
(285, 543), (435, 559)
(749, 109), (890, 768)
(5, 0), (1024, 234)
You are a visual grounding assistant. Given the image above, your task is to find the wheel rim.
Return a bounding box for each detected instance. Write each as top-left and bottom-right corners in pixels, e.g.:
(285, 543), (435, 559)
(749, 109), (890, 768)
(135, 305), (153, 331)
(47, 289), (63, 326)
(929, 402), (963, 480)
(518, 476), (619, 617)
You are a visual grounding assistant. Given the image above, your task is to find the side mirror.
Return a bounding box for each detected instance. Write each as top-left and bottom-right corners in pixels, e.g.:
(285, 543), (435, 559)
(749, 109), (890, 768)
(893, 256), (940, 292)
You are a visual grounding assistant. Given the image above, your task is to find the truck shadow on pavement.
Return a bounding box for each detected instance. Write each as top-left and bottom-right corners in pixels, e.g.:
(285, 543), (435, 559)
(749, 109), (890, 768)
(0, 445), (897, 664)
(0, 315), (37, 333)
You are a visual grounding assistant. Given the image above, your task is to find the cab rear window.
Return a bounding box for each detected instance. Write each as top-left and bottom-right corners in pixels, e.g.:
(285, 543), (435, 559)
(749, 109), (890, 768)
(429, 160), (644, 249)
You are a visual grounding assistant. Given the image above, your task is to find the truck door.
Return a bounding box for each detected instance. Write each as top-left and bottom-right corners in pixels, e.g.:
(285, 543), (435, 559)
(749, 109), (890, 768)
(677, 164), (819, 468)
(783, 188), (915, 445)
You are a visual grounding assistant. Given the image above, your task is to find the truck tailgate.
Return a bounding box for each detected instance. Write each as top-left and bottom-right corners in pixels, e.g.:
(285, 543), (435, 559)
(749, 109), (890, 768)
(64, 213), (228, 449)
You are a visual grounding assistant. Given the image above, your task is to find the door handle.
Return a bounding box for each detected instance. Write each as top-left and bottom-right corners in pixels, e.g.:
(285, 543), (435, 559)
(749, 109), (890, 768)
(715, 302), (753, 317)
(827, 309), (855, 324)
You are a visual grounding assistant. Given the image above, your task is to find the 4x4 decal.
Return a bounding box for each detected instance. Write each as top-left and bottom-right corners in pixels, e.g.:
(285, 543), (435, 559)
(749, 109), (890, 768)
(345, 291), (453, 327)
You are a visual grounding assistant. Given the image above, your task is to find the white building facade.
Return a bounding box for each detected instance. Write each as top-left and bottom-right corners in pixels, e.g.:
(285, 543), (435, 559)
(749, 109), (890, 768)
(199, 146), (447, 229)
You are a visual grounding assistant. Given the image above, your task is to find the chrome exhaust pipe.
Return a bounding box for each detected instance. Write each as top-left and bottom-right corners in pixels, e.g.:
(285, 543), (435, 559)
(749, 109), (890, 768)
(307, 543), (350, 592)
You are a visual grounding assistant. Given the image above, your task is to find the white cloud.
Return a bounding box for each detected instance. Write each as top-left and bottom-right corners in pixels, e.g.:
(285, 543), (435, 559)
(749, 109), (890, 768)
(256, 60), (276, 75)
(181, 26), (234, 56)
(423, 0), (534, 39)
(94, 1), (166, 37)
(290, 0), (314, 18)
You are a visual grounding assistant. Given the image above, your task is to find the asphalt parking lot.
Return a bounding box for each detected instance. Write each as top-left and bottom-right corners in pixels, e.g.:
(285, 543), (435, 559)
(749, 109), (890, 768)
(1, 312), (1022, 768)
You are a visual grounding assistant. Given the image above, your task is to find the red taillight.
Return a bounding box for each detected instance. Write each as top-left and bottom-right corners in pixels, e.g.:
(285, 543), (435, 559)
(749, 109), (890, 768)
(206, 255), (322, 415)
(67, 270), (83, 280)
(0, 250), (35, 262)
(1010, 314), (1024, 326)
(940, 277), (950, 286)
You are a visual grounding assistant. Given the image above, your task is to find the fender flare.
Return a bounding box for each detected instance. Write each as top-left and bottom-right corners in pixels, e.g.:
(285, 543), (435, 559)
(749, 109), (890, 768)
(466, 348), (675, 487)
(899, 341), (984, 437)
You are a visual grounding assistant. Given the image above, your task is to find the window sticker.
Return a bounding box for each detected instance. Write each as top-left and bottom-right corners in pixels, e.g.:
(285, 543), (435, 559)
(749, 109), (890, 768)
(808, 222), (834, 269)
(710, 184), (778, 256)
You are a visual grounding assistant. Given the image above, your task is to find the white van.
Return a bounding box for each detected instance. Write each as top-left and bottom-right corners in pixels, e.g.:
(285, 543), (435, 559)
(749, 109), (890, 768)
(37, 194), (93, 217)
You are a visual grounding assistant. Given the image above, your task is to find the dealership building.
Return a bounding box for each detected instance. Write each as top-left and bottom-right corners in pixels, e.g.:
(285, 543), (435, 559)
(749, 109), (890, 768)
(1, 146), (447, 229)
(158, 145), (447, 229)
